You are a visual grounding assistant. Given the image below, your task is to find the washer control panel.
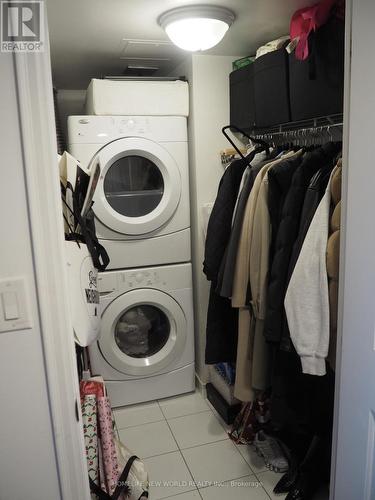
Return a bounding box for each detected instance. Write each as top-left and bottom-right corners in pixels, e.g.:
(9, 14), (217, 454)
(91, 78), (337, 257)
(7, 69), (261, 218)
(119, 270), (166, 290)
(98, 264), (191, 298)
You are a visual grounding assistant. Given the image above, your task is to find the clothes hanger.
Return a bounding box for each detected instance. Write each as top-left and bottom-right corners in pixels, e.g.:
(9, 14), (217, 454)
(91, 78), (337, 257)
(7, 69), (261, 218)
(222, 125), (271, 162)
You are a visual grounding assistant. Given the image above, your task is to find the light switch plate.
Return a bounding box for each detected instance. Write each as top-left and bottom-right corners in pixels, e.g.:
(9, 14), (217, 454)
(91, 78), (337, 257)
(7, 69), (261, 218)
(0, 277), (32, 333)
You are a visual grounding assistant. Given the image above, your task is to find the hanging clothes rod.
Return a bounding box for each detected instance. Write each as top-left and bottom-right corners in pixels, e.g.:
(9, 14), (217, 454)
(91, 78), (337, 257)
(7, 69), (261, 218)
(251, 114), (343, 145)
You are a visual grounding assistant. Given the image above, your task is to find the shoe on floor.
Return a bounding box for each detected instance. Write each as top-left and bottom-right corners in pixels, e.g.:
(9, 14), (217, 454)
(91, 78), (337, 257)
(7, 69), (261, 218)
(254, 431), (289, 473)
(274, 469), (298, 494)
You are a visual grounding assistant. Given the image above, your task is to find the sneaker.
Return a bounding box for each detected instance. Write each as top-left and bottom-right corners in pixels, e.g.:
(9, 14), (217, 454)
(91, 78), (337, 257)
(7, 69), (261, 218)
(254, 431), (289, 473)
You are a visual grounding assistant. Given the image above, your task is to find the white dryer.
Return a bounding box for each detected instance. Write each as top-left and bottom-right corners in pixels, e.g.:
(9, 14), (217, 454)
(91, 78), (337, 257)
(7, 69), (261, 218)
(68, 115), (191, 270)
(88, 263), (195, 407)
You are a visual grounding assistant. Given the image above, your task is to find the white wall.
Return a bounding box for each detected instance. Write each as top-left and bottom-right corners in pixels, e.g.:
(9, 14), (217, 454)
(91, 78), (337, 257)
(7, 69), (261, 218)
(171, 54), (243, 383)
(56, 89), (86, 141)
(0, 55), (62, 499)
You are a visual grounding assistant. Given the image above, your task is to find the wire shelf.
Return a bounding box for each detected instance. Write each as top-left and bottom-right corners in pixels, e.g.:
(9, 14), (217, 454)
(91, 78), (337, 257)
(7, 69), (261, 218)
(250, 113), (343, 135)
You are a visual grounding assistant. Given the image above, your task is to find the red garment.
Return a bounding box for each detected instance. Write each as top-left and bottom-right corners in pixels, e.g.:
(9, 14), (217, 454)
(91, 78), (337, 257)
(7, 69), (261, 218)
(290, 0), (342, 60)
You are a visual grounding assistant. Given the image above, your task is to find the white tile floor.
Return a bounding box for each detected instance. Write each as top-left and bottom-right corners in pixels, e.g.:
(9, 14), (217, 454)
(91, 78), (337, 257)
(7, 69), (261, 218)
(114, 390), (329, 500)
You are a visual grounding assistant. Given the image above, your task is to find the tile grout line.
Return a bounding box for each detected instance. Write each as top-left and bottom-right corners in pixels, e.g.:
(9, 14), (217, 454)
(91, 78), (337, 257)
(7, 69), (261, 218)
(235, 442), (269, 475)
(116, 417), (166, 431)
(164, 408), (213, 423)
(197, 471), (257, 491)
(159, 489), (202, 500)
(161, 408), (214, 420)
(156, 399), (168, 420)
(176, 436), (230, 452)
(163, 414), (201, 498)
(143, 449), (182, 460)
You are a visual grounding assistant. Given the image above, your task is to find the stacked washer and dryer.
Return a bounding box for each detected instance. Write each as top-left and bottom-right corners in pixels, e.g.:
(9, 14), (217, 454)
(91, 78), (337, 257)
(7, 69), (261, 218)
(68, 79), (195, 407)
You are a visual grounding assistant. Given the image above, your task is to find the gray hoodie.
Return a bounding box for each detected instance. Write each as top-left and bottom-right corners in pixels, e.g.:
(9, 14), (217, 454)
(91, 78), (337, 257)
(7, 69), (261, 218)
(284, 166), (338, 376)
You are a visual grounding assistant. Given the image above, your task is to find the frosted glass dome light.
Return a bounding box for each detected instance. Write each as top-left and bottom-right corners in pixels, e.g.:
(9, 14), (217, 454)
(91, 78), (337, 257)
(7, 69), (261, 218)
(158, 6), (235, 52)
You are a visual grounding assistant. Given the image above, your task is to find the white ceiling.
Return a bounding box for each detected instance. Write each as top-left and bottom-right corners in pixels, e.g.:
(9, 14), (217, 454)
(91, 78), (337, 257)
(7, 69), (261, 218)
(47, 0), (314, 89)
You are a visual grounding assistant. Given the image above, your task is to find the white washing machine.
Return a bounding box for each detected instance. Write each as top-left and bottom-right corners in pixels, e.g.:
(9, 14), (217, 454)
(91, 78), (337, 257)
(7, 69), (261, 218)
(88, 262), (195, 407)
(68, 115), (191, 270)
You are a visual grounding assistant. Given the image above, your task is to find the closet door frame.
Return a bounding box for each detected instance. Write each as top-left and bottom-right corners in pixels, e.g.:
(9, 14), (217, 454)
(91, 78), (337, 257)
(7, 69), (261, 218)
(329, 0), (352, 495)
(331, 0), (375, 498)
(12, 5), (90, 500)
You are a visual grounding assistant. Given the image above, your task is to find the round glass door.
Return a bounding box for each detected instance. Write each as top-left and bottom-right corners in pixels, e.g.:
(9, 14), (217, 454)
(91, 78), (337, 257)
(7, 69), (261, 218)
(114, 305), (170, 358)
(99, 289), (187, 376)
(104, 156), (164, 218)
(93, 137), (182, 236)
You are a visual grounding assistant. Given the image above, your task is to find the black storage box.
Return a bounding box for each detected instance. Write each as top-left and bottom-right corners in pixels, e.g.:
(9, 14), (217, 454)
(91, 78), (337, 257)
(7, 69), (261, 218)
(206, 383), (241, 425)
(229, 63), (256, 130)
(289, 17), (345, 121)
(253, 45), (291, 127)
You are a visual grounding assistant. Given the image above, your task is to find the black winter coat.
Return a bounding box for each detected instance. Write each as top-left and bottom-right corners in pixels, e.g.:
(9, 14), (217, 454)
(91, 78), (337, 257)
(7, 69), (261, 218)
(204, 158), (247, 364)
(267, 154), (303, 264)
(203, 158), (247, 281)
(264, 142), (342, 344)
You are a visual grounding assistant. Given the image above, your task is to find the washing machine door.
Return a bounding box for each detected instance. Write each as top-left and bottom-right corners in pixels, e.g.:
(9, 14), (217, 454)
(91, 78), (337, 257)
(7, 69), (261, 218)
(99, 289), (187, 376)
(93, 137), (181, 235)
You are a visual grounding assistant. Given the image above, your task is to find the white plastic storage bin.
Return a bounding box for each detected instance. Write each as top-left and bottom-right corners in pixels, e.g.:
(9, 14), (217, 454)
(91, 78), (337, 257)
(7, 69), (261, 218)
(85, 79), (189, 117)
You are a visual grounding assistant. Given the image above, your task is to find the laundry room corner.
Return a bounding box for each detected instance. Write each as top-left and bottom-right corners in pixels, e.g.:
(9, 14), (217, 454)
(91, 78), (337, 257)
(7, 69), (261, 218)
(169, 53), (245, 386)
(55, 52), (243, 388)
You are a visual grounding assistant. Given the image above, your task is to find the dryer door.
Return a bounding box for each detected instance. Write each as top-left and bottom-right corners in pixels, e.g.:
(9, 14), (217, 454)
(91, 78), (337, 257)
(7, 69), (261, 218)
(93, 137), (182, 235)
(99, 289), (187, 376)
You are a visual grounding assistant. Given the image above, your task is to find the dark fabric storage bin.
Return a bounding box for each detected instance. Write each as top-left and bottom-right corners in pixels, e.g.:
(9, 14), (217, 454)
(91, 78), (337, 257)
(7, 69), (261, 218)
(253, 46), (291, 127)
(229, 64), (256, 130)
(289, 17), (345, 121)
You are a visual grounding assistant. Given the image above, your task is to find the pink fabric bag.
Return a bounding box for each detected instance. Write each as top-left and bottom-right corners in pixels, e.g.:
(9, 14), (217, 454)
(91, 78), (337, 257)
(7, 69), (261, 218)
(290, 0), (337, 60)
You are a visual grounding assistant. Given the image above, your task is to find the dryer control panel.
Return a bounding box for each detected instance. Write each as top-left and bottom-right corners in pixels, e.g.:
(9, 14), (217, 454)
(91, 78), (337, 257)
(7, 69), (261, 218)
(67, 115), (187, 144)
(117, 117), (150, 136)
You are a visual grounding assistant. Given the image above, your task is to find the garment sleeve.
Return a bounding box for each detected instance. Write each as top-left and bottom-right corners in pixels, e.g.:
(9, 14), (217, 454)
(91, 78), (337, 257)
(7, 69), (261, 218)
(284, 181), (332, 376)
(231, 169), (265, 308)
(249, 173), (271, 319)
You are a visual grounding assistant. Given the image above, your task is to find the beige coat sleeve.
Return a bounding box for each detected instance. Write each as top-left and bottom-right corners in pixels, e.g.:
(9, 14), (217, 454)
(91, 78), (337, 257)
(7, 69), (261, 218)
(231, 167), (267, 308)
(249, 172), (271, 319)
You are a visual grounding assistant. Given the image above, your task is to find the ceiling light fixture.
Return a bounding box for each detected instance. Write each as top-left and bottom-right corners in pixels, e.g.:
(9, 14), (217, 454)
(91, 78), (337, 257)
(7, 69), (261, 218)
(158, 5), (235, 52)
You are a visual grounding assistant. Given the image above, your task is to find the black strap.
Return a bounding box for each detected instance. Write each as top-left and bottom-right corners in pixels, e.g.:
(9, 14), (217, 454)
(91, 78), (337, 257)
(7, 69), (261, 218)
(111, 455), (138, 500)
(89, 455), (143, 500)
(89, 478), (112, 500)
(61, 192), (110, 271)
